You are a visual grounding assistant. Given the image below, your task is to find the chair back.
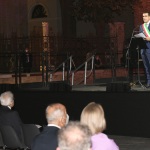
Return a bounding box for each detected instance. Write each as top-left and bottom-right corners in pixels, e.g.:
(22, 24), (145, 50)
(0, 125), (27, 149)
(22, 124), (40, 148)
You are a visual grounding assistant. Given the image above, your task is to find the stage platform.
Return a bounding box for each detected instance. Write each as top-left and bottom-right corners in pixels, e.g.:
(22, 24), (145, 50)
(15, 82), (150, 92)
(0, 66), (147, 92)
(72, 83), (149, 92)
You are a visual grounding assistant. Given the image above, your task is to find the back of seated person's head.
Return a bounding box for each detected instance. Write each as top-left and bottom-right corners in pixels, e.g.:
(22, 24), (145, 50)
(57, 121), (92, 150)
(46, 103), (69, 127)
(0, 91), (14, 108)
(80, 102), (106, 135)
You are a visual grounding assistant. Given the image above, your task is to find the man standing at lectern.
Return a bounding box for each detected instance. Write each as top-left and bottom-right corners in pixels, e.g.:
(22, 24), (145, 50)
(140, 12), (150, 88)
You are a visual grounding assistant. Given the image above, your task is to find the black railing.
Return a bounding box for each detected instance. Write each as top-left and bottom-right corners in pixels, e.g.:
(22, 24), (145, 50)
(0, 35), (128, 86)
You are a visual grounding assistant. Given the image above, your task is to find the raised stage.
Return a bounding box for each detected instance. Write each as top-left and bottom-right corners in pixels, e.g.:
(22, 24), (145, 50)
(0, 66), (146, 91)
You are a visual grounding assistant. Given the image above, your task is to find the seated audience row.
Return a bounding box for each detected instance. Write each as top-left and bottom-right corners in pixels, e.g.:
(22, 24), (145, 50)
(0, 91), (119, 150)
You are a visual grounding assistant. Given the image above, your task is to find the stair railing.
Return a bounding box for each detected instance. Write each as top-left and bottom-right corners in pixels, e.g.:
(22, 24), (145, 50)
(71, 55), (95, 85)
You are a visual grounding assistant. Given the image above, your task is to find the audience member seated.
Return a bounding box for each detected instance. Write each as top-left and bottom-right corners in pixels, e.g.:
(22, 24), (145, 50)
(57, 121), (92, 150)
(0, 91), (23, 141)
(80, 102), (119, 150)
(31, 103), (69, 150)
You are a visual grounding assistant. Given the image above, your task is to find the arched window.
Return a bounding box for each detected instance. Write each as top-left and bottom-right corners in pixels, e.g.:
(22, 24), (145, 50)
(32, 5), (47, 19)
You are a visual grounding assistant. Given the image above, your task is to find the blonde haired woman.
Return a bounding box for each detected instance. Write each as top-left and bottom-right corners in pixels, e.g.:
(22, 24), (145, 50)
(80, 102), (119, 150)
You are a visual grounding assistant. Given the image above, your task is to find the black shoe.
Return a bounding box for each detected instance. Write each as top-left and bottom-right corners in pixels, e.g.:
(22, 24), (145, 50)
(146, 84), (150, 88)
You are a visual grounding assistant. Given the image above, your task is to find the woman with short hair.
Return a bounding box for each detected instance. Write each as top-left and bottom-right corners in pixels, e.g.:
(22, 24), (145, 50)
(80, 102), (119, 150)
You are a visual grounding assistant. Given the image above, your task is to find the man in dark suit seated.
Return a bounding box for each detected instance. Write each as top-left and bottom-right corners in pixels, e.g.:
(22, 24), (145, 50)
(0, 91), (23, 141)
(31, 103), (69, 150)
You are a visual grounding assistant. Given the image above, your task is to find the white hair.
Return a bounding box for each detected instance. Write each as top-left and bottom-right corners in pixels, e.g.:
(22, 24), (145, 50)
(58, 121), (92, 150)
(46, 107), (64, 122)
(0, 91), (14, 106)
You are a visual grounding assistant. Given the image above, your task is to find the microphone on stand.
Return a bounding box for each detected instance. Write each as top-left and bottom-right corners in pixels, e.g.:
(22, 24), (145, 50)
(132, 25), (140, 38)
(133, 25), (140, 30)
(125, 25), (140, 69)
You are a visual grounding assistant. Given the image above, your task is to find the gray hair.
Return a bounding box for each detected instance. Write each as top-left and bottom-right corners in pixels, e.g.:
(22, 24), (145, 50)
(0, 91), (14, 106)
(46, 106), (64, 122)
(58, 121), (92, 150)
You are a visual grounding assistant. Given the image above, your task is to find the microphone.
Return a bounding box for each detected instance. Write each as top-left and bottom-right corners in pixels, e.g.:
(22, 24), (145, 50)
(133, 25), (140, 31)
(132, 25), (140, 38)
(133, 31), (140, 33)
(125, 25), (140, 68)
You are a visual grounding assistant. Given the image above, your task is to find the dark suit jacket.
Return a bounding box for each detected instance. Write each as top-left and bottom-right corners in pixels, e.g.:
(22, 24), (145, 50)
(31, 126), (59, 150)
(22, 52), (33, 65)
(0, 106), (23, 141)
(140, 24), (150, 49)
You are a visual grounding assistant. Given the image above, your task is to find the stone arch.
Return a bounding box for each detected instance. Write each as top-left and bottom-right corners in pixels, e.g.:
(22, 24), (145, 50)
(28, 1), (62, 36)
(28, 3), (49, 19)
(28, 3), (50, 36)
(32, 4), (47, 18)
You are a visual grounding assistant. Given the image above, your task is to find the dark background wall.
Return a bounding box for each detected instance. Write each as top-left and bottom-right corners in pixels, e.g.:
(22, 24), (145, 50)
(12, 90), (150, 138)
(0, 0), (28, 37)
